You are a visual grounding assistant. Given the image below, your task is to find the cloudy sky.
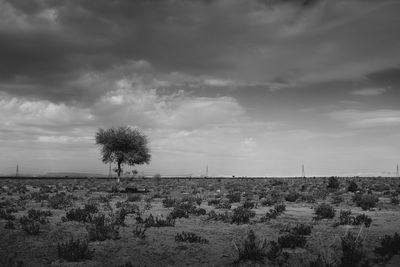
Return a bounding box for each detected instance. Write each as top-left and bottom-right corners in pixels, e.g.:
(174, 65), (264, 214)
(1, 0), (400, 177)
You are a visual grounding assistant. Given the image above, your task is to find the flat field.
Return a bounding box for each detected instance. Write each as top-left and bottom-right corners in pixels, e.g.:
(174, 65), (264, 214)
(0, 177), (399, 266)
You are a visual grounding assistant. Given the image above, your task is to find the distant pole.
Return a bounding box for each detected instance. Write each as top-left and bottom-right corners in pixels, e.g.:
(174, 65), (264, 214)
(206, 164), (209, 177)
(16, 164), (19, 177)
(302, 164), (305, 178)
(397, 164), (399, 177)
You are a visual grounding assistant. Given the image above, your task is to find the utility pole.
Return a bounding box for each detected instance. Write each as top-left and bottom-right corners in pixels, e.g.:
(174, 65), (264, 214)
(397, 164), (399, 177)
(302, 164), (305, 178)
(206, 164), (209, 177)
(16, 164), (19, 177)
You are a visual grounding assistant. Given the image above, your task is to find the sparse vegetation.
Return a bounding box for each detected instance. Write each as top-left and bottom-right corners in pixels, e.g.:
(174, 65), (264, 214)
(143, 214), (175, 227)
(63, 204), (98, 223)
(48, 193), (73, 209)
(175, 231), (209, 244)
(87, 214), (120, 241)
(234, 230), (267, 263)
(278, 233), (307, 248)
(231, 206), (256, 224)
(1, 177), (400, 266)
(19, 216), (40, 235)
(348, 181), (358, 193)
(57, 239), (93, 262)
(353, 193), (379, 210)
(133, 224), (147, 239)
(327, 177), (340, 190)
(336, 210), (372, 228)
(340, 231), (367, 267)
(260, 203), (286, 222)
(374, 232), (400, 264)
(285, 191), (300, 202)
(314, 203), (335, 220)
(0, 208), (16, 220)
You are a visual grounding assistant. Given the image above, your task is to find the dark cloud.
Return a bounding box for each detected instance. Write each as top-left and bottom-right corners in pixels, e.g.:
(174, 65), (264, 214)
(1, 0), (400, 105)
(368, 67), (400, 88)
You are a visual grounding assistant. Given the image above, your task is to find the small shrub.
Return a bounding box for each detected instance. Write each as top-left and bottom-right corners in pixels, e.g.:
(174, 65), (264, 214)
(207, 199), (221, 206)
(0, 209), (15, 220)
(314, 203), (335, 220)
(336, 210), (372, 228)
(327, 177), (340, 190)
(390, 197), (399, 205)
(353, 193), (378, 210)
(57, 238), (93, 262)
(332, 194), (344, 205)
(261, 197), (279, 206)
(82, 204), (98, 214)
(216, 200), (232, 209)
(48, 193), (72, 209)
(231, 206), (255, 225)
(285, 191), (300, 202)
(192, 208), (206, 216)
(234, 230), (267, 263)
(5, 220), (15, 229)
(162, 198), (176, 208)
(133, 224), (147, 239)
(144, 214), (175, 227)
(115, 202), (139, 214)
(340, 232), (366, 267)
(309, 255), (335, 267)
(266, 241), (282, 262)
(243, 200), (255, 209)
(274, 203), (286, 213)
(206, 210), (231, 223)
(353, 214), (372, 228)
(338, 209), (353, 225)
(348, 181), (358, 193)
(6, 252), (24, 267)
(299, 194), (316, 203)
(226, 192), (241, 203)
(31, 192), (49, 202)
(374, 232), (400, 264)
(169, 207), (189, 219)
(113, 208), (128, 226)
(278, 234), (307, 248)
(116, 262), (140, 267)
(175, 231), (209, 244)
(64, 205), (98, 223)
(87, 214), (119, 241)
(289, 224), (313, 236)
(19, 216), (40, 235)
(195, 197), (202, 206)
(127, 194), (141, 202)
(27, 209), (52, 224)
(260, 203), (286, 222)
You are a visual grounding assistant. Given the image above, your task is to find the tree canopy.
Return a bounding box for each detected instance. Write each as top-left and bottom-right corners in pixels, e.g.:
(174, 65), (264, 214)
(95, 126), (151, 179)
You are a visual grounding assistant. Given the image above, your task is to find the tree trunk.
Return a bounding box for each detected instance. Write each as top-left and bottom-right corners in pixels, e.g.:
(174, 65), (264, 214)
(117, 160), (122, 183)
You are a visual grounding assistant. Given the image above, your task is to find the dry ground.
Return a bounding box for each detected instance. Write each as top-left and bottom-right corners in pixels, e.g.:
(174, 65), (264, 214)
(0, 177), (399, 266)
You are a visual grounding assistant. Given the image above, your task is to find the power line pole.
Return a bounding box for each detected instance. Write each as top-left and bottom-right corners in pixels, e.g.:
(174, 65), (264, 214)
(16, 164), (19, 177)
(206, 164), (209, 177)
(302, 164), (305, 178)
(397, 164), (399, 177)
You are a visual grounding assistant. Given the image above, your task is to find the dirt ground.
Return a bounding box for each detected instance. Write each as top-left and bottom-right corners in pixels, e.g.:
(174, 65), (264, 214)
(0, 177), (399, 267)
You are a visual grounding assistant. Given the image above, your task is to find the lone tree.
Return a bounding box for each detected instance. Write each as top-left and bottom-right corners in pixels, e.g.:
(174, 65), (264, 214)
(95, 126), (151, 182)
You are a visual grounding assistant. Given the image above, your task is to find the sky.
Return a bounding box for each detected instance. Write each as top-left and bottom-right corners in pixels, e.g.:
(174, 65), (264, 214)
(0, 0), (400, 177)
